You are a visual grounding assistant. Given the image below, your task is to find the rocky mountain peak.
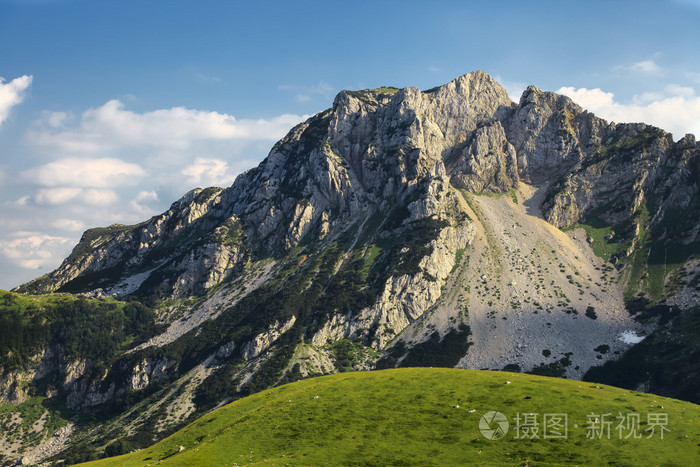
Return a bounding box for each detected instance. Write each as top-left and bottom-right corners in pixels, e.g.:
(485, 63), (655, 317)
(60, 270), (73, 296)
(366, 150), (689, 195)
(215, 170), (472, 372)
(17, 71), (698, 300)
(3, 73), (700, 464)
(432, 69), (512, 106)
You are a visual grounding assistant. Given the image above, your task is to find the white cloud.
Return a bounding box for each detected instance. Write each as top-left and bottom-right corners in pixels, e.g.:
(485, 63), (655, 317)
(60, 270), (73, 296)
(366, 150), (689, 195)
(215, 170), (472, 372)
(557, 85), (700, 140)
(0, 75), (32, 127)
(47, 110), (71, 128)
(557, 87), (615, 109)
(26, 99), (305, 154)
(128, 190), (159, 217)
(34, 187), (118, 206)
(5, 196), (31, 207)
(182, 157), (237, 187)
(135, 190), (158, 203)
(35, 187), (83, 205)
(628, 59), (662, 74)
(82, 188), (119, 206)
(0, 233), (75, 270)
(22, 157), (145, 188)
(52, 219), (86, 232)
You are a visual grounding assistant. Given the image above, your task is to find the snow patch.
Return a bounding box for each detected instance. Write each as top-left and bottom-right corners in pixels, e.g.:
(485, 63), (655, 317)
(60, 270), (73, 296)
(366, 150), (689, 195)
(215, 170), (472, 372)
(617, 330), (645, 344)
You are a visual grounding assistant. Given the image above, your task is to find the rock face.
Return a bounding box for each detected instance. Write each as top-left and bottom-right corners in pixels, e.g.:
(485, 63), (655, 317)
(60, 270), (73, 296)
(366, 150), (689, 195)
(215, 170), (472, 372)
(16, 188), (248, 298)
(242, 317), (297, 360)
(4, 71), (700, 464)
(504, 86), (612, 184)
(450, 122), (519, 192)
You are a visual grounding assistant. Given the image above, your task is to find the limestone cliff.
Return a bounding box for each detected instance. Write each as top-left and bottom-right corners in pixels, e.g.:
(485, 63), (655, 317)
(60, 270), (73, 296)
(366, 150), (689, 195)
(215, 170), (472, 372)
(3, 71), (700, 465)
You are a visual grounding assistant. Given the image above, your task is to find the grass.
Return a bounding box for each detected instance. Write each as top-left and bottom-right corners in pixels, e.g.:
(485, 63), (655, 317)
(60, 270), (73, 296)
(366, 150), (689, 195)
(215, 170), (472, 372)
(359, 244), (382, 281)
(451, 248), (466, 274)
(84, 368), (700, 466)
(0, 290), (78, 315)
(573, 222), (626, 260)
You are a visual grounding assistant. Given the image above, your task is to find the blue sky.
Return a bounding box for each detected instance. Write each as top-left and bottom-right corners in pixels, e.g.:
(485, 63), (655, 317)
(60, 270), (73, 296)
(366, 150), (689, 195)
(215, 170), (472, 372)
(1, 0), (699, 290)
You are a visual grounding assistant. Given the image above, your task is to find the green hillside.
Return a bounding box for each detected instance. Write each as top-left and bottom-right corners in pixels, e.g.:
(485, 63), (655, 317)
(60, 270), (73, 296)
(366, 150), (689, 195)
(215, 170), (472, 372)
(85, 368), (699, 466)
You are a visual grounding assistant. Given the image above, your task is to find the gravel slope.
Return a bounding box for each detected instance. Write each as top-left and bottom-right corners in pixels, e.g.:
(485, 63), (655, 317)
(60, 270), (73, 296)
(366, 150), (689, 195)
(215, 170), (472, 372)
(400, 183), (648, 378)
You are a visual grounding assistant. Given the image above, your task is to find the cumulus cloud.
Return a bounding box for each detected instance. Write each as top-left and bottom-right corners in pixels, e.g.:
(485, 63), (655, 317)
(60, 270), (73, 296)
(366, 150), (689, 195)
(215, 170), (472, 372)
(557, 85), (700, 139)
(1, 97), (306, 289)
(128, 190), (159, 217)
(628, 59), (662, 74)
(182, 157), (237, 187)
(613, 58), (664, 75)
(0, 75), (33, 127)
(34, 187), (118, 206)
(0, 233), (75, 270)
(23, 157), (145, 188)
(34, 187), (83, 205)
(26, 99), (305, 154)
(52, 219), (87, 232)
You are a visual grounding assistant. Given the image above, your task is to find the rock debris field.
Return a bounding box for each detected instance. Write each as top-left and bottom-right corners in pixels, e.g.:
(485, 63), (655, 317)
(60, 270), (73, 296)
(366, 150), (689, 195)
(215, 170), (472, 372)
(401, 183), (647, 378)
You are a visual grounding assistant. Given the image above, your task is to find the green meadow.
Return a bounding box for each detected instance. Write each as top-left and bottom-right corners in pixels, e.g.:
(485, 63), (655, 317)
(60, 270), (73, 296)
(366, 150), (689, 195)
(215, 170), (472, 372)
(86, 368), (700, 466)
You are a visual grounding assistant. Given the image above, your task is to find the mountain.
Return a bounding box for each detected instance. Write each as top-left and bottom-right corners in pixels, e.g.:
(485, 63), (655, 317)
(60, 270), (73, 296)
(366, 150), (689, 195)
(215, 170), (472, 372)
(1, 71), (699, 464)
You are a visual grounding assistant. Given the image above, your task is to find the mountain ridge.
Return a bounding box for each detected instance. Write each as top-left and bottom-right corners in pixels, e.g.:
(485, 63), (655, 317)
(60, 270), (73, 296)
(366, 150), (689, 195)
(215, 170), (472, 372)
(2, 71), (699, 464)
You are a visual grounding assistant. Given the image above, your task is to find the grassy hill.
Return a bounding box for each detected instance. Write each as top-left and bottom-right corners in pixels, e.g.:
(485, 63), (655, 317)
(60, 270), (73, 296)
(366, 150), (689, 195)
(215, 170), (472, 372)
(84, 368), (699, 466)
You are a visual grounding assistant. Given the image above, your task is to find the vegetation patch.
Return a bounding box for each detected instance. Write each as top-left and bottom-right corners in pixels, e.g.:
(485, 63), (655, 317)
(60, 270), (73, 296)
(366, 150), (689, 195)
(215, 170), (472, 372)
(528, 353), (573, 378)
(0, 291), (159, 370)
(395, 324), (471, 368)
(585, 306), (597, 320)
(83, 368), (700, 466)
(585, 306), (700, 404)
(326, 339), (376, 372)
(346, 87), (400, 103)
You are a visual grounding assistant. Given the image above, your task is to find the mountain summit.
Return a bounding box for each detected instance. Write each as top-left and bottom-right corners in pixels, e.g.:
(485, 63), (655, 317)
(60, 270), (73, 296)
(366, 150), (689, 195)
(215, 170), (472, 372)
(3, 71), (699, 463)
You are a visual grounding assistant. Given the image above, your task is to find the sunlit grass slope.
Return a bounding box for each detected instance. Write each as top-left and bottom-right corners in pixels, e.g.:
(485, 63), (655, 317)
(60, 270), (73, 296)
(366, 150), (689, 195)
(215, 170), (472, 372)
(86, 368), (700, 466)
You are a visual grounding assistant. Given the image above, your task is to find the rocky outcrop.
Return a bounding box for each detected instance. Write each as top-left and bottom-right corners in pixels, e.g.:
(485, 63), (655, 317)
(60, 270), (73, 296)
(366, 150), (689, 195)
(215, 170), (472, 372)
(0, 371), (29, 404)
(128, 357), (178, 391)
(0, 347), (78, 405)
(242, 317), (297, 360)
(311, 220), (475, 349)
(504, 86), (612, 184)
(541, 124), (698, 231)
(63, 356), (177, 409)
(449, 122), (519, 193)
(14, 187), (245, 298)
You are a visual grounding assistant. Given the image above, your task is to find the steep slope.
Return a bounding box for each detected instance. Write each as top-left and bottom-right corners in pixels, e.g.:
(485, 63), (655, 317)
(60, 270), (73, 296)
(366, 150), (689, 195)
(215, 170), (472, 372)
(85, 369), (700, 466)
(384, 184), (643, 378)
(2, 71), (699, 464)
